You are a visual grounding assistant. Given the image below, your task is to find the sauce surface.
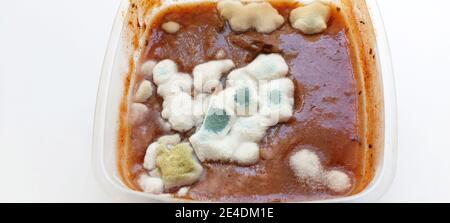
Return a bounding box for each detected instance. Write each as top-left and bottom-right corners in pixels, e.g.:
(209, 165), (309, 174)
(128, 2), (364, 202)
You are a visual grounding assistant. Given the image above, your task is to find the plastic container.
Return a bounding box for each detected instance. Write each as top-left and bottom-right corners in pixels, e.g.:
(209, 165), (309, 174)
(92, 0), (397, 202)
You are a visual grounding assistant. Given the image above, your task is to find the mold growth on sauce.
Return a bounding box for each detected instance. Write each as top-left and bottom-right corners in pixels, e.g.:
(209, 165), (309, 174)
(122, 0), (368, 202)
(289, 1), (332, 35)
(190, 53), (294, 165)
(217, 0), (285, 33)
(290, 149), (352, 193)
(161, 21), (181, 33)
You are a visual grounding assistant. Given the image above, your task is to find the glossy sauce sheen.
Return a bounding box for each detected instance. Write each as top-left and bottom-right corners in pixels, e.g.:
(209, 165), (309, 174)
(130, 2), (364, 202)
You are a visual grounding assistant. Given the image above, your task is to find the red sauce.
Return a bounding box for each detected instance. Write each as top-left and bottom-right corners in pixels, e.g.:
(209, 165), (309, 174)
(126, 2), (365, 202)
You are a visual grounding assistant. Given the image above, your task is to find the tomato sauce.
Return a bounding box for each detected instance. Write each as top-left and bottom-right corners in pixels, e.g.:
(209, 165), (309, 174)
(125, 2), (366, 202)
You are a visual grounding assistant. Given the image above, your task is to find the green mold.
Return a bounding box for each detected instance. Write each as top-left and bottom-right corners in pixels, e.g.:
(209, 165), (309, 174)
(269, 89), (282, 105)
(203, 108), (230, 133)
(156, 143), (203, 189)
(234, 87), (251, 107)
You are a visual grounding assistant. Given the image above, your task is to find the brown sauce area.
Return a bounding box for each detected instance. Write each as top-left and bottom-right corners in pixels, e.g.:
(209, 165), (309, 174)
(126, 2), (365, 202)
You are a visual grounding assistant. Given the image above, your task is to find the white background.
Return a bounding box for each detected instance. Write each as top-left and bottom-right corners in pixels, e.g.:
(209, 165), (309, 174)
(0, 0), (449, 202)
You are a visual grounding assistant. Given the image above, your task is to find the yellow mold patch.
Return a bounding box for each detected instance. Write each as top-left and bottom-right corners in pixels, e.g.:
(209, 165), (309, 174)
(156, 143), (203, 189)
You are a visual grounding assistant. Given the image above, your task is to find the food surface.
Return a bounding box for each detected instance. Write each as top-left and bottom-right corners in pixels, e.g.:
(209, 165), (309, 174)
(120, 0), (369, 202)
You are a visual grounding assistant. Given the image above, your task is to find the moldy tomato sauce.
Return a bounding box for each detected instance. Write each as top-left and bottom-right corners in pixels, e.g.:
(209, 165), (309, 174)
(126, 2), (366, 202)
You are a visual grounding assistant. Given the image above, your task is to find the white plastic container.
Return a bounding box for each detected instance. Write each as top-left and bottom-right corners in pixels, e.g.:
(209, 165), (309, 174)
(92, 0), (397, 202)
